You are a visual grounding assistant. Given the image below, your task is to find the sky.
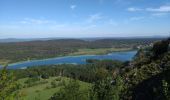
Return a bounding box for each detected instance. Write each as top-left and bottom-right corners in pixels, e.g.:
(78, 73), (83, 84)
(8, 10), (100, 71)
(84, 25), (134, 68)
(0, 0), (170, 38)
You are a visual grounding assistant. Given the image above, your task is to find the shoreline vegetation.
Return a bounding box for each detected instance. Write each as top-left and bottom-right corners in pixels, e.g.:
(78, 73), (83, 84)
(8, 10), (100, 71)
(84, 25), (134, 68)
(0, 47), (134, 66)
(68, 47), (133, 56)
(0, 38), (162, 66)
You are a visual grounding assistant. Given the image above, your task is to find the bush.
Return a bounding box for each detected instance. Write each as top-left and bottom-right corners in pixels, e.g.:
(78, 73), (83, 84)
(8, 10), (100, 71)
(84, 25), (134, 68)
(24, 77), (40, 86)
(55, 77), (61, 81)
(41, 74), (49, 79)
(51, 80), (57, 88)
(50, 79), (85, 100)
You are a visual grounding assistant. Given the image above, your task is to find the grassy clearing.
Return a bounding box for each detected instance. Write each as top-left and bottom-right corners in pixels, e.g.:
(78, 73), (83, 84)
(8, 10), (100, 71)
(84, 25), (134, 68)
(0, 59), (11, 66)
(17, 77), (91, 100)
(69, 48), (132, 56)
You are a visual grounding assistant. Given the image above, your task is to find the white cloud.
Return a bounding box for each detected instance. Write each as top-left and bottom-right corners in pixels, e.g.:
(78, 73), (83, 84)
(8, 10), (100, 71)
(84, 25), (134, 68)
(151, 12), (168, 17)
(87, 13), (103, 23)
(70, 5), (76, 10)
(130, 16), (145, 21)
(127, 5), (170, 13)
(127, 7), (143, 12)
(146, 5), (170, 12)
(20, 18), (54, 25)
(127, 5), (170, 17)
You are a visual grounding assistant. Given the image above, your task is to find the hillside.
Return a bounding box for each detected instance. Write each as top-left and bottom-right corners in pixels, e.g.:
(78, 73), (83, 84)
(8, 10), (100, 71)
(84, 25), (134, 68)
(0, 38), (162, 65)
(0, 38), (170, 100)
(121, 37), (170, 100)
(17, 77), (91, 100)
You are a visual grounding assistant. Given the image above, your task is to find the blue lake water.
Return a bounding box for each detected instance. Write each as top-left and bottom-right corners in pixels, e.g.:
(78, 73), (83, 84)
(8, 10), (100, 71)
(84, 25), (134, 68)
(1, 51), (137, 69)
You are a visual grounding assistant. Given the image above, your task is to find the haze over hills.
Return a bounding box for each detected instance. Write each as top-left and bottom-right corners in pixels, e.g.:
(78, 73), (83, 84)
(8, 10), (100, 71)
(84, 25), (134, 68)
(0, 35), (167, 43)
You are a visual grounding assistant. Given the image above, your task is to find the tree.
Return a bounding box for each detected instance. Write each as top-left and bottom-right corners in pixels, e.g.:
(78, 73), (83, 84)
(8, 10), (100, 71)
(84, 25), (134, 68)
(95, 68), (109, 81)
(90, 77), (114, 100)
(112, 76), (124, 100)
(51, 80), (57, 88)
(152, 40), (169, 58)
(41, 73), (49, 79)
(50, 79), (87, 100)
(90, 69), (123, 100)
(0, 66), (19, 99)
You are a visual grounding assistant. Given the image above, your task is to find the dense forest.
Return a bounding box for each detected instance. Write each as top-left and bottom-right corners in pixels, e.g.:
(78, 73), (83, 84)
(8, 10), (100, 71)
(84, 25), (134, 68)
(0, 37), (170, 100)
(0, 38), (162, 64)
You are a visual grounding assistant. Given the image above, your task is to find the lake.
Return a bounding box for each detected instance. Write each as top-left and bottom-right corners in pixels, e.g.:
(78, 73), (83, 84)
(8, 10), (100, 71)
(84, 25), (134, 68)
(2, 51), (137, 69)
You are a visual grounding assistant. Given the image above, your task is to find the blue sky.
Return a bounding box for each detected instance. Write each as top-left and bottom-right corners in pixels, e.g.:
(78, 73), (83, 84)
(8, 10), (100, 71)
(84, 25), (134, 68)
(0, 0), (170, 38)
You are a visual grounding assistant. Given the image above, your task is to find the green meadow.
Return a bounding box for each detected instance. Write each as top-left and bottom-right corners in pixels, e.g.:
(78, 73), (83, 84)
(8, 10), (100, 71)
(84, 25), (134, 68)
(17, 77), (91, 100)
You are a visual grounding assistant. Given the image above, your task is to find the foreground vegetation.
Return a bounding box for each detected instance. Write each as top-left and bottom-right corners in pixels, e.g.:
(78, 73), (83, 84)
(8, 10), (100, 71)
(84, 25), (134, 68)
(18, 77), (90, 100)
(0, 37), (170, 100)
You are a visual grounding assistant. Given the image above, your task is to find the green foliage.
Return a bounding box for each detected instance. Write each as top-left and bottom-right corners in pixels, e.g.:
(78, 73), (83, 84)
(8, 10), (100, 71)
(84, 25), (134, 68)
(95, 68), (109, 80)
(162, 80), (170, 100)
(96, 60), (123, 71)
(90, 76), (124, 100)
(24, 77), (49, 87)
(5, 37), (170, 100)
(0, 38), (160, 64)
(0, 66), (19, 99)
(17, 77), (90, 100)
(121, 38), (170, 100)
(41, 74), (49, 79)
(14, 64), (96, 82)
(25, 77), (40, 84)
(113, 76), (124, 100)
(50, 79), (88, 100)
(51, 80), (57, 88)
(152, 40), (169, 58)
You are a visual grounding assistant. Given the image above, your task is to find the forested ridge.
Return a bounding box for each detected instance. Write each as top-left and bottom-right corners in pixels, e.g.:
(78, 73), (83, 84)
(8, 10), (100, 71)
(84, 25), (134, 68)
(0, 37), (170, 100)
(0, 38), (162, 64)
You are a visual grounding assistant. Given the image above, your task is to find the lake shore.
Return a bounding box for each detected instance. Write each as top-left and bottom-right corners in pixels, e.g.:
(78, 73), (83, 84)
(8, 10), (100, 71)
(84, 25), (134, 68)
(0, 47), (135, 66)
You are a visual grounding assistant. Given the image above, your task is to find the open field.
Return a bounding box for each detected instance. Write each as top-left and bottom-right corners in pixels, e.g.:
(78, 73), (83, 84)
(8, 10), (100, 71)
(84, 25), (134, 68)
(69, 47), (132, 56)
(17, 77), (91, 100)
(0, 59), (11, 66)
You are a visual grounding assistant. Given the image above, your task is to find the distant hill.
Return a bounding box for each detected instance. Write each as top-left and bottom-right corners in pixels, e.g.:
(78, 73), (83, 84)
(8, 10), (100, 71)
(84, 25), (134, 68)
(0, 36), (167, 43)
(0, 38), (59, 43)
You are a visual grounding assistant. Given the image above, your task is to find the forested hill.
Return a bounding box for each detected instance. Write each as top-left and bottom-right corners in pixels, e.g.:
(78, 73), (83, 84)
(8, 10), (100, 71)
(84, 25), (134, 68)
(0, 38), (162, 64)
(1, 37), (170, 100)
(121, 37), (170, 100)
